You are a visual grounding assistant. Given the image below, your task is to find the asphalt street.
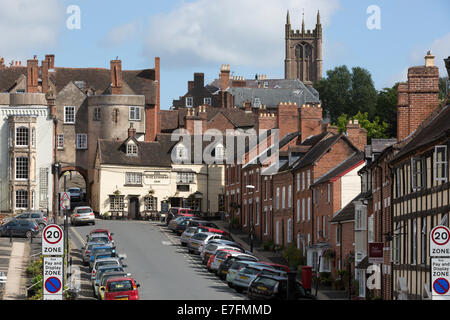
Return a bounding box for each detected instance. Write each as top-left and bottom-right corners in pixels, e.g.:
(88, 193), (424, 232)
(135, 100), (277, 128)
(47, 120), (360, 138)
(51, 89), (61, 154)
(69, 219), (246, 300)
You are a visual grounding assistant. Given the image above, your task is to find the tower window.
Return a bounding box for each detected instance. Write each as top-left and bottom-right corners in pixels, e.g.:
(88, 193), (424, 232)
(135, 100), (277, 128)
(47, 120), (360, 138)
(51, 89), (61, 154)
(64, 106), (76, 124)
(94, 108), (101, 121)
(15, 157), (29, 180)
(16, 127), (29, 147)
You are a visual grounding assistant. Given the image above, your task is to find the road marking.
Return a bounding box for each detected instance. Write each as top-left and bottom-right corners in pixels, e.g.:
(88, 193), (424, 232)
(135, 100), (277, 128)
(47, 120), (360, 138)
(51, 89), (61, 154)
(162, 241), (172, 246)
(70, 226), (86, 247)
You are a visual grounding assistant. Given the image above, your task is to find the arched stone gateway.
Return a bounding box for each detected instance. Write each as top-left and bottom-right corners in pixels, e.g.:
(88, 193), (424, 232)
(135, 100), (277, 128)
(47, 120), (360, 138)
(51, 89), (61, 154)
(59, 167), (88, 207)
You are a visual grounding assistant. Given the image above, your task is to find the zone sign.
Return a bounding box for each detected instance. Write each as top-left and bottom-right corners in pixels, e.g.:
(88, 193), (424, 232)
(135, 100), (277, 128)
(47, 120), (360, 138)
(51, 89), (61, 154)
(42, 224), (64, 256)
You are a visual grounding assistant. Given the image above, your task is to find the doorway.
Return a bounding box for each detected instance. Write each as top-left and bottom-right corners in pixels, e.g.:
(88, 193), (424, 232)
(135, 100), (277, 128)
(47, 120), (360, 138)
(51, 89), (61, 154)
(128, 197), (140, 220)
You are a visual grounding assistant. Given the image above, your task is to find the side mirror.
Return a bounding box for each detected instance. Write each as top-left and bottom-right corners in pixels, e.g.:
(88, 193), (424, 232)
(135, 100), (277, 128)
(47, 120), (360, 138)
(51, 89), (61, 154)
(110, 233), (115, 236)
(122, 264), (128, 268)
(100, 287), (105, 292)
(136, 284), (140, 288)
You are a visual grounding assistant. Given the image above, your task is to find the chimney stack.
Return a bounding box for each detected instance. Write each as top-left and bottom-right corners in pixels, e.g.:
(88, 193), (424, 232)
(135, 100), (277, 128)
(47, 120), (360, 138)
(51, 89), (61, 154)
(27, 58), (39, 93)
(128, 123), (136, 138)
(45, 54), (55, 69)
(41, 59), (49, 94)
(346, 119), (367, 151)
(397, 51), (440, 141)
(220, 64), (230, 91)
(110, 59), (123, 95)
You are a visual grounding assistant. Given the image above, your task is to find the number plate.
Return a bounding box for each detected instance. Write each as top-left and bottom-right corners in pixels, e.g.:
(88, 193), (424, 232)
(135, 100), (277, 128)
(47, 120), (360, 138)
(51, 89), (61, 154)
(115, 297), (129, 300)
(239, 276), (248, 280)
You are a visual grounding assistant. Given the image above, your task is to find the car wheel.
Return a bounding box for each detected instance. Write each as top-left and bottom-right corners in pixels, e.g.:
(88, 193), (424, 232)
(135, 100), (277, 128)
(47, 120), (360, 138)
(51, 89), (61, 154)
(92, 221), (96, 225)
(188, 249), (193, 254)
(25, 231), (32, 239)
(235, 287), (243, 294)
(227, 282), (233, 288)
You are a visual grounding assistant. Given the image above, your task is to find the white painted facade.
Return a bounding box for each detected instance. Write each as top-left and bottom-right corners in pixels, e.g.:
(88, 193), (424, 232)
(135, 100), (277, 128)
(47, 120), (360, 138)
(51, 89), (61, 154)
(341, 163), (365, 208)
(0, 94), (54, 213)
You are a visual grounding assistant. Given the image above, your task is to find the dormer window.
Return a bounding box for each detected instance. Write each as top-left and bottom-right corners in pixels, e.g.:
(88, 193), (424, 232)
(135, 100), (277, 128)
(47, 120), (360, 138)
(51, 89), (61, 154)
(186, 97), (193, 108)
(127, 142), (138, 156)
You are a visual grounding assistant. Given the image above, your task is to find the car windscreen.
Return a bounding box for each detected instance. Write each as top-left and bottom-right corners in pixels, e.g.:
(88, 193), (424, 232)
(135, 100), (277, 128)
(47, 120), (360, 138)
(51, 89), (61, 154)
(241, 267), (260, 275)
(89, 237), (109, 244)
(95, 261), (118, 269)
(205, 244), (218, 252)
(31, 213), (42, 218)
(216, 251), (230, 259)
(230, 261), (248, 270)
(259, 269), (282, 277)
(101, 273), (127, 286)
(68, 188), (80, 193)
(185, 228), (196, 234)
(169, 208), (178, 214)
(76, 208), (92, 214)
(87, 243), (105, 250)
(97, 267), (124, 280)
(252, 277), (279, 290)
(108, 280), (134, 292)
(191, 233), (208, 241)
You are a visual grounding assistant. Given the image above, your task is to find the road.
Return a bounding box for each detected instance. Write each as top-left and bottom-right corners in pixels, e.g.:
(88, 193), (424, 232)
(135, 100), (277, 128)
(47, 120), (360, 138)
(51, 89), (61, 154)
(69, 219), (246, 300)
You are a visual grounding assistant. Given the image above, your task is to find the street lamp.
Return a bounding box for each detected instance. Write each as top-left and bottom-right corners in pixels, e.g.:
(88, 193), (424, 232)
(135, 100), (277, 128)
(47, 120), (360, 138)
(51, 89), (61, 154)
(246, 185), (255, 253)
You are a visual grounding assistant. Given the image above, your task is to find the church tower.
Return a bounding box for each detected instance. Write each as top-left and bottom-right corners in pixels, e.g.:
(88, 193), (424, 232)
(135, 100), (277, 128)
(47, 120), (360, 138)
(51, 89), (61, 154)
(285, 10), (323, 84)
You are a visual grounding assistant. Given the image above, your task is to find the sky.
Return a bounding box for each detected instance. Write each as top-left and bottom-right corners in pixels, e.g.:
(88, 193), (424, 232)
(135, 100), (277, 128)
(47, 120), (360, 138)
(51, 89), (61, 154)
(0, 0), (449, 110)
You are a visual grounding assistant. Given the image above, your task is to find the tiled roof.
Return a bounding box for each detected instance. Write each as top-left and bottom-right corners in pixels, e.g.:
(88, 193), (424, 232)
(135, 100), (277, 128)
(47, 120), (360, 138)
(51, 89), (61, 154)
(392, 104), (450, 161)
(313, 152), (365, 185)
(291, 133), (340, 170)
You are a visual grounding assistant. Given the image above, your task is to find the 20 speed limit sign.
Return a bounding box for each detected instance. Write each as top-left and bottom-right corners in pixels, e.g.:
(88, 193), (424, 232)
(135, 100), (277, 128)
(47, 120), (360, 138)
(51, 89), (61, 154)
(42, 224), (64, 256)
(430, 226), (450, 257)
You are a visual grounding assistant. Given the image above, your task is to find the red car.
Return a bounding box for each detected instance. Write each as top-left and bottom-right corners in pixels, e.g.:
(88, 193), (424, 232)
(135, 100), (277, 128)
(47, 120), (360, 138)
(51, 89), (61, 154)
(89, 229), (114, 242)
(102, 277), (140, 300)
(257, 262), (290, 273)
(198, 227), (232, 239)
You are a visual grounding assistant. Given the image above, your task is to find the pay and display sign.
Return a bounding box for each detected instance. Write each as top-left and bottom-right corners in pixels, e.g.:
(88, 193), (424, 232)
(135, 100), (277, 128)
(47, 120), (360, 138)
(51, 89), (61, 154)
(432, 258), (450, 299)
(42, 224), (64, 256)
(43, 257), (63, 300)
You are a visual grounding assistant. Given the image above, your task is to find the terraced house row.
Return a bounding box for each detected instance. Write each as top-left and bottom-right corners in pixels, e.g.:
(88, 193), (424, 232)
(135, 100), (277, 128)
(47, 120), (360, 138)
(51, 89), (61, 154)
(224, 52), (450, 300)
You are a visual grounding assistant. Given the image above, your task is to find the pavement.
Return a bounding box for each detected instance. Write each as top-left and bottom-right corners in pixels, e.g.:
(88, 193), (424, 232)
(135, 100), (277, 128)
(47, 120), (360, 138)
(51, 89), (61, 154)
(211, 219), (349, 300)
(1, 237), (31, 300)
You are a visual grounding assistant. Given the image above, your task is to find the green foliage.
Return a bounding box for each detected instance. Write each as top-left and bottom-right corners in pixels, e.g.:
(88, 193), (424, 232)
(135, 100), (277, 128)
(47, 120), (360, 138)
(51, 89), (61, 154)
(319, 272), (334, 286)
(315, 66), (398, 139)
(335, 112), (389, 143)
(26, 257), (43, 300)
(230, 217), (240, 229)
(282, 244), (303, 268)
(439, 77), (448, 101)
(263, 239), (275, 251)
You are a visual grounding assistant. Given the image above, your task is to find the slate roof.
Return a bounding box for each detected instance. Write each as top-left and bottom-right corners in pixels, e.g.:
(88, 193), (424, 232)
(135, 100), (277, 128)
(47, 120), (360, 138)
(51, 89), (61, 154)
(313, 152), (365, 186)
(291, 133), (340, 170)
(97, 139), (172, 168)
(0, 66), (157, 104)
(392, 104), (450, 161)
(330, 193), (366, 223)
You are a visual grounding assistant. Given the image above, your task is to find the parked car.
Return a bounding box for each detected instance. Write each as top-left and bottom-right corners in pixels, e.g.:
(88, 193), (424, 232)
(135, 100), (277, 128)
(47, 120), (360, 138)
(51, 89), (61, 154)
(217, 254), (259, 280)
(226, 260), (262, 288)
(186, 220), (219, 229)
(257, 262), (291, 273)
(210, 250), (258, 274)
(187, 232), (227, 255)
(71, 206), (95, 226)
(97, 271), (131, 300)
(232, 265), (285, 293)
(83, 242), (108, 266)
(101, 277), (140, 300)
(180, 227), (198, 246)
(168, 216), (200, 233)
(247, 275), (316, 300)
(202, 243), (245, 265)
(91, 257), (124, 281)
(93, 265), (126, 297)
(87, 229), (115, 244)
(0, 219), (39, 238)
(89, 246), (117, 270)
(68, 187), (82, 202)
(169, 207), (194, 217)
(14, 211), (48, 230)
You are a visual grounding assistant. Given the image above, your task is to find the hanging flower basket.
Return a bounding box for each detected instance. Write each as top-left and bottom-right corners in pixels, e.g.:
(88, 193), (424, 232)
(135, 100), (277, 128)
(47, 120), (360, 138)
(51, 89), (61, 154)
(113, 190), (121, 196)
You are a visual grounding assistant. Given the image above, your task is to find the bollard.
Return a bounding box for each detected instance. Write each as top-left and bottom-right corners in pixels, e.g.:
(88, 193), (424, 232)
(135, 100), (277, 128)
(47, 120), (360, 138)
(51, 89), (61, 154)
(9, 230), (12, 243)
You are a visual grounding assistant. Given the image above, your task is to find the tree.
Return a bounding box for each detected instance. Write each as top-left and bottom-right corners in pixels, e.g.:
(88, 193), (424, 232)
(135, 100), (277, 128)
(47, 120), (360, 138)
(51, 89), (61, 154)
(375, 84), (398, 138)
(314, 66), (378, 123)
(439, 77), (448, 101)
(335, 112), (389, 143)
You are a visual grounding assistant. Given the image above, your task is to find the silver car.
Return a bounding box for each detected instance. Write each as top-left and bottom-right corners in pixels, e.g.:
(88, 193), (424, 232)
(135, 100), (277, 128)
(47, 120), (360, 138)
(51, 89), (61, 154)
(180, 227), (199, 246)
(71, 206), (95, 226)
(91, 257), (124, 282)
(232, 265), (285, 293)
(210, 251), (258, 273)
(203, 244), (245, 266)
(187, 232), (224, 255)
(226, 260), (261, 288)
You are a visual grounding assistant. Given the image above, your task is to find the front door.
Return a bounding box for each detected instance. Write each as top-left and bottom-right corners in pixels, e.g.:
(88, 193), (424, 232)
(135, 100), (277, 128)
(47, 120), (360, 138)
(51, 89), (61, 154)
(129, 197), (139, 220)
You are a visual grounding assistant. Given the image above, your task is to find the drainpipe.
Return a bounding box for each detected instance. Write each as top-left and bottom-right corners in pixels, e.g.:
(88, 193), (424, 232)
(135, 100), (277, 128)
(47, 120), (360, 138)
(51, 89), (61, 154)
(376, 163), (384, 299)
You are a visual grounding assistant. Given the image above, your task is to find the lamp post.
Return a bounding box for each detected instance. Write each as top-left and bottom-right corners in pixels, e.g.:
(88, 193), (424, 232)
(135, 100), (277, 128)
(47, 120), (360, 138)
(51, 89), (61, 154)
(246, 185), (255, 253)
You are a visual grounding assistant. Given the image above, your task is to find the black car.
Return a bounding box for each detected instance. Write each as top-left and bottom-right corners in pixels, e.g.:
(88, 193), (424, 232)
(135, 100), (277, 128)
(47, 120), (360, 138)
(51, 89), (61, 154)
(0, 219), (40, 238)
(217, 255), (259, 280)
(247, 275), (316, 300)
(14, 211), (48, 230)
